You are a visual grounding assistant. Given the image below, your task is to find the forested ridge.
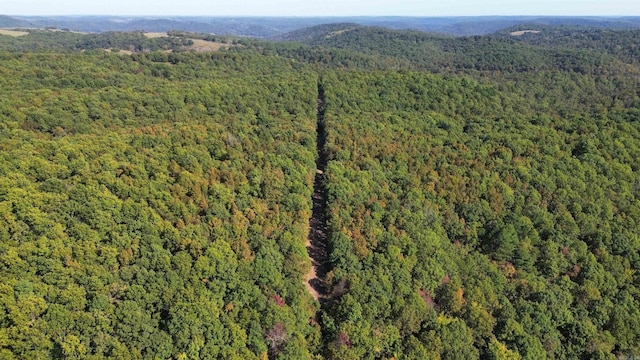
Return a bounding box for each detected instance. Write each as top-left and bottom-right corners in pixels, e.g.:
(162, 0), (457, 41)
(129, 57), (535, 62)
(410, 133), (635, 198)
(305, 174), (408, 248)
(0, 51), (322, 359)
(0, 24), (639, 359)
(319, 70), (640, 359)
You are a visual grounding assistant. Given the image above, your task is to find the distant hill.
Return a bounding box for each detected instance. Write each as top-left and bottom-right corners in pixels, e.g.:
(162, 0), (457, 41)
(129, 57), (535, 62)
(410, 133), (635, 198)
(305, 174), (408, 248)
(2, 15), (640, 37)
(492, 25), (640, 65)
(0, 14), (33, 28)
(271, 23), (365, 42)
(0, 15), (304, 37)
(270, 22), (640, 73)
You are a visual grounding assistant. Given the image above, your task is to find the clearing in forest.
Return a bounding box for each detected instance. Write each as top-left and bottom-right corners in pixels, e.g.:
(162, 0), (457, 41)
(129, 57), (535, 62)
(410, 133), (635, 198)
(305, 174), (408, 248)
(510, 30), (541, 36)
(143, 32), (169, 38)
(0, 29), (29, 37)
(103, 48), (134, 55)
(185, 39), (231, 52)
(305, 83), (330, 301)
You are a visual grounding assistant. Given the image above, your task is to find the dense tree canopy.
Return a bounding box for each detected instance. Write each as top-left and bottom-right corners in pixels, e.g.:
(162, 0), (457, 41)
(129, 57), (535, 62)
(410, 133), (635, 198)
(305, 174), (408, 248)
(318, 68), (640, 359)
(0, 23), (639, 359)
(0, 51), (321, 359)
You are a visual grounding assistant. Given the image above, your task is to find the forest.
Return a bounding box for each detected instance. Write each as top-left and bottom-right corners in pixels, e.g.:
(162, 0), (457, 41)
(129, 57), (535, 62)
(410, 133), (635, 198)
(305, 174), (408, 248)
(0, 23), (639, 359)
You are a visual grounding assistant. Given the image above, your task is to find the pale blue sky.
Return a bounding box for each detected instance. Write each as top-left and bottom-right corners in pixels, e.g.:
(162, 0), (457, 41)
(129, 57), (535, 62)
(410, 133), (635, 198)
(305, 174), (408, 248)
(3, 0), (639, 16)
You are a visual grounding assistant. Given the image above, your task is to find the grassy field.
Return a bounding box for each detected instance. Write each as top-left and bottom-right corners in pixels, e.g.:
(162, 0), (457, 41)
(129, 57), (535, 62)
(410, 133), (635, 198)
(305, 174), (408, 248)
(144, 32), (230, 52)
(510, 30), (541, 36)
(327, 28), (356, 38)
(143, 32), (168, 38)
(103, 48), (134, 55)
(0, 29), (29, 37)
(186, 38), (230, 52)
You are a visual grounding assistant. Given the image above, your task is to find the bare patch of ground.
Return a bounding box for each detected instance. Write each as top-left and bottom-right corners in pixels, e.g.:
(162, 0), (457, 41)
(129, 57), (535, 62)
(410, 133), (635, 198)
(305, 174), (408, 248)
(0, 29), (29, 37)
(305, 179), (329, 301)
(185, 39), (231, 52)
(510, 30), (541, 36)
(326, 28), (356, 38)
(143, 32), (168, 38)
(103, 48), (134, 55)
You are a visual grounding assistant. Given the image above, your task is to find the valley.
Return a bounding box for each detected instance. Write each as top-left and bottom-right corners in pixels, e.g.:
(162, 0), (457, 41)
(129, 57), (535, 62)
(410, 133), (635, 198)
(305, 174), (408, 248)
(305, 81), (330, 301)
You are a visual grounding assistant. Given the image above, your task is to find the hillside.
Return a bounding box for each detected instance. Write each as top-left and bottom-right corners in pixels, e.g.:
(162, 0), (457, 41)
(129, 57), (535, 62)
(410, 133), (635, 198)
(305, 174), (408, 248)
(494, 25), (640, 65)
(0, 23), (639, 359)
(0, 29), (239, 53)
(319, 68), (640, 359)
(0, 51), (322, 359)
(270, 23), (640, 74)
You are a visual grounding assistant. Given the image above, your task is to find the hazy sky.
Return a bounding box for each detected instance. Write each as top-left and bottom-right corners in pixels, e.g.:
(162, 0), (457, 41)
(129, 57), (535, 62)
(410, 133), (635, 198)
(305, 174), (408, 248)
(3, 0), (639, 16)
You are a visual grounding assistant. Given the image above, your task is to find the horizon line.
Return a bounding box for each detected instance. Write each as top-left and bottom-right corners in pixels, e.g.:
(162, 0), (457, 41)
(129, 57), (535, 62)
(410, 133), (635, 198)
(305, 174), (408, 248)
(3, 14), (640, 18)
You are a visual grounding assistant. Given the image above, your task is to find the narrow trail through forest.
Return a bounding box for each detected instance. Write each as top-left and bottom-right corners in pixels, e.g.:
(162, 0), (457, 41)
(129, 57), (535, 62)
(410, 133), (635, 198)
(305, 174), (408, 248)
(305, 82), (330, 301)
